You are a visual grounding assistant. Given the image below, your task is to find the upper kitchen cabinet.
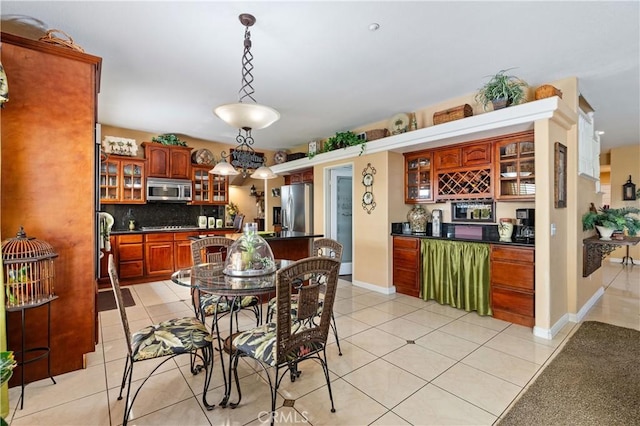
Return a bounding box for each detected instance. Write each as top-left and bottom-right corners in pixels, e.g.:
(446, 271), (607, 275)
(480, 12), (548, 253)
(1, 32), (101, 382)
(433, 142), (493, 201)
(191, 165), (228, 205)
(142, 142), (193, 179)
(284, 168), (313, 185)
(494, 130), (535, 200)
(100, 156), (145, 204)
(404, 151), (433, 203)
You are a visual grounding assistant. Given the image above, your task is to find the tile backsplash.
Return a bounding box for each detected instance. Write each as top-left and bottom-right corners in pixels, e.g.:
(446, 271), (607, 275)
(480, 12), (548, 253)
(101, 204), (225, 231)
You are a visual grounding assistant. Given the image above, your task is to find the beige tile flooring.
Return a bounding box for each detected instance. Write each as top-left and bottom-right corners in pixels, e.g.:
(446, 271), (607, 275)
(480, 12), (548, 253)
(6, 262), (639, 425)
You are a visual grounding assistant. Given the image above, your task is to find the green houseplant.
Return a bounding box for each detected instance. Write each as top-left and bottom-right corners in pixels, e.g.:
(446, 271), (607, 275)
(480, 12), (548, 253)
(582, 206), (640, 239)
(316, 131), (366, 157)
(151, 133), (187, 146)
(475, 69), (529, 111)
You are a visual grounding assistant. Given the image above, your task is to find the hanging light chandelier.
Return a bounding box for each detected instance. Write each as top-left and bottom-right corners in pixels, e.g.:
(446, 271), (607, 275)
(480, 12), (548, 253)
(211, 13), (279, 179)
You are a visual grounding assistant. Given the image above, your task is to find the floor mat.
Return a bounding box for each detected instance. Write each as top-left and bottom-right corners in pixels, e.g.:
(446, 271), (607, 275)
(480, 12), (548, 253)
(98, 288), (135, 312)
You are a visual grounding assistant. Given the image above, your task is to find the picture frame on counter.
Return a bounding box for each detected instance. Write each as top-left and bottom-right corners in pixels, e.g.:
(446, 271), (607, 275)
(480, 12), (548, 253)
(554, 142), (567, 208)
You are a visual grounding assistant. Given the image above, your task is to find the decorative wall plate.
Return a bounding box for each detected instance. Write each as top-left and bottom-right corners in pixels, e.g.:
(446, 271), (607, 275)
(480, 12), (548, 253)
(389, 113), (410, 135)
(274, 150), (288, 164)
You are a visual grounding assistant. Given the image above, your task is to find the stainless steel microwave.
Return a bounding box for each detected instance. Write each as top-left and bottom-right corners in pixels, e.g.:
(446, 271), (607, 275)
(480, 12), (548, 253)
(146, 178), (192, 202)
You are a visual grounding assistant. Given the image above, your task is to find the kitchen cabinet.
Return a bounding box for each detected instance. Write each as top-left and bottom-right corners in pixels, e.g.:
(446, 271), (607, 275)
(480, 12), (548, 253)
(284, 168), (313, 184)
(404, 151), (433, 203)
(174, 231), (199, 269)
(490, 244), (535, 327)
(494, 130), (535, 200)
(116, 234), (144, 279)
(144, 233), (175, 276)
(100, 156), (146, 204)
(1, 32), (102, 382)
(191, 165), (229, 205)
(392, 236), (421, 297)
(433, 143), (491, 170)
(142, 142), (193, 179)
(433, 142), (493, 201)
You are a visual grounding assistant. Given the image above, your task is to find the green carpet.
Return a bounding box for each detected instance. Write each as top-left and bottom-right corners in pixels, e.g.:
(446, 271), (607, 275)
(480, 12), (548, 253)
(499, 321), (640, 425)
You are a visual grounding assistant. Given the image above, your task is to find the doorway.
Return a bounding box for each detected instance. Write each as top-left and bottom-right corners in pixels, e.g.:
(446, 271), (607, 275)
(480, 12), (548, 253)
(327, 165), (353, 275)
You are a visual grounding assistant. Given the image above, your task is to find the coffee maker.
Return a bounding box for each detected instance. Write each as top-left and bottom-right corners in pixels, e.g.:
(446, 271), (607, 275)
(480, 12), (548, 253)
(515, 208), (535, 240)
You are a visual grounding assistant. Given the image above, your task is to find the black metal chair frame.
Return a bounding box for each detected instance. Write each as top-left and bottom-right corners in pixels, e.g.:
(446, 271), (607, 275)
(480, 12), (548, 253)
(228, 257), (340, 425)
(107, 255), (214, 425)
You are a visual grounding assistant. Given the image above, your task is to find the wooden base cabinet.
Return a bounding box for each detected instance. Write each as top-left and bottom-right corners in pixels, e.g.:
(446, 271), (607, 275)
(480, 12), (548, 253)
(490, 245), (535, 327)
(393, 236), (421, 297)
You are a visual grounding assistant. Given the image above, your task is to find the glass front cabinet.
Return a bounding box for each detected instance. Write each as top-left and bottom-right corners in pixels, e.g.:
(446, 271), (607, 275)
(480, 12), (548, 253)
(191, 165), (228, 205)
(404, 151), (433, 203)
(494, 131), (535, 200)
(100, 156), (145, 204)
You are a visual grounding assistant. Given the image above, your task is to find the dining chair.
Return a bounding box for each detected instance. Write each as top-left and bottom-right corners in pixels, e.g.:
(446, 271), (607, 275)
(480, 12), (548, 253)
(266, 238), (344, 355)
(233, 214), (245, 233)
(229, 256), (340, 425)
(190, 236), (261, 326)
(107, 255), (214, 426)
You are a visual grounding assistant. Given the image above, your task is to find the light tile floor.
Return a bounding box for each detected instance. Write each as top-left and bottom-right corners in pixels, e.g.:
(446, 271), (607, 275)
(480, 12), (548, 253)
(6, 262), (639, 425)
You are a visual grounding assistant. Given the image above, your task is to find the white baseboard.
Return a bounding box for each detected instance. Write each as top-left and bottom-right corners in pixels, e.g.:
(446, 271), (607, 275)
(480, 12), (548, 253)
(533, 286), (604, 339)
(352, 280), (396, 295)
(534, 313), (570, 339)
(570, 286), (605, 322)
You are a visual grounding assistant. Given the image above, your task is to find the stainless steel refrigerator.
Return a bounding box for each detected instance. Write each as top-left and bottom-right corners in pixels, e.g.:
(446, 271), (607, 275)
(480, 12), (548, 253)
(281, 183), (313, 233)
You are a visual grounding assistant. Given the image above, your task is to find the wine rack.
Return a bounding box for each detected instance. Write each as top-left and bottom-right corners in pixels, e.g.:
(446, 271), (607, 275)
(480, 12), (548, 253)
(436, 168), (492, 200)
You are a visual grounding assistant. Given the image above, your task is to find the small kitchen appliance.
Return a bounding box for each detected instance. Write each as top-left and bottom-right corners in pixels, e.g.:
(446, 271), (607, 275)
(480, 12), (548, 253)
(515, 208), (535, 240)
(431, 209), (443, 237)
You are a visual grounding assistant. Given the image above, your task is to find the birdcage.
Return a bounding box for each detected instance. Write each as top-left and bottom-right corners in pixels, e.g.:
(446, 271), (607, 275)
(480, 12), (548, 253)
(2, 227), (58, 308)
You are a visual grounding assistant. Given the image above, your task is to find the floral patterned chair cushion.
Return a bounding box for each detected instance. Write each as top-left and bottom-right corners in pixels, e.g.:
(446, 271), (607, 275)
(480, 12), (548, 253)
(200, 294), (260, 317)
(131, 317), (213, 361)
(232, 322), (323, 367)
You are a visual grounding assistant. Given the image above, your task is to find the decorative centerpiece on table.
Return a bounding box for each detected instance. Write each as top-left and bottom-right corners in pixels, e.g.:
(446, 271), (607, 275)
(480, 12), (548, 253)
(224, 223), (276, 276)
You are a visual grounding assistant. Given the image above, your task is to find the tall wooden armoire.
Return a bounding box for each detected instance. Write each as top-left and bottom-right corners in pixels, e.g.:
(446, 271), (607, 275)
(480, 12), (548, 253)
(1, 32), (102, 384)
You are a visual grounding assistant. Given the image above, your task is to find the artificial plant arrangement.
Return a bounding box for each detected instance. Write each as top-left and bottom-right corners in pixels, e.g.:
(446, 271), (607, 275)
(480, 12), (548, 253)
(1, 351), (16, 426)
(313, 131), (366, 158)
(475, 69), (529, 111)
(151, 133), (187, 146)
(226, 201), (239, 218)
(582, 206), (640, 236)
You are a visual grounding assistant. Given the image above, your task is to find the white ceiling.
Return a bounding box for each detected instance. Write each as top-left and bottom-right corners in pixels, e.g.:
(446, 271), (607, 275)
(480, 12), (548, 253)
(2, 1), (638, 154)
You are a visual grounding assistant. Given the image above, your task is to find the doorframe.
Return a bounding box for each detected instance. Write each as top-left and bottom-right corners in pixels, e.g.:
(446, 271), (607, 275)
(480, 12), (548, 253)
(323, 162), (354, 276)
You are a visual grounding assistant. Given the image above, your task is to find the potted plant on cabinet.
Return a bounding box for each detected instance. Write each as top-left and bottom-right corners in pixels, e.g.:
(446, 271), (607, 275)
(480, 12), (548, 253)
(475, 69), (529, 111)
(582, 206), (640, 240)
(315, 131), (366, 157)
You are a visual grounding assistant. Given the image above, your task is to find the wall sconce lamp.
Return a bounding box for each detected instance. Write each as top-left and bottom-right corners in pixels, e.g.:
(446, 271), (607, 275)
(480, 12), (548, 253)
(623, 175), (636, 201)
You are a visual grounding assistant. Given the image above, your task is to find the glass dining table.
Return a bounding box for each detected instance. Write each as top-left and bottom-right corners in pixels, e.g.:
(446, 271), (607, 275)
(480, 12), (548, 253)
(171, 260), (294, 407)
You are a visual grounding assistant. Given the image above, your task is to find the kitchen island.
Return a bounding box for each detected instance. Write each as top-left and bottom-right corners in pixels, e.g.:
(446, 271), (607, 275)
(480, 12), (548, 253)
(105, 228), (323, 286)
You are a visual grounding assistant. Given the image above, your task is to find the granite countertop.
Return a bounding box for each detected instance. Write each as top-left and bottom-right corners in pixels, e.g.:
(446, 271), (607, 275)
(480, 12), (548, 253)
(111, 228), (323, 240)
(390, 232), (535, 247)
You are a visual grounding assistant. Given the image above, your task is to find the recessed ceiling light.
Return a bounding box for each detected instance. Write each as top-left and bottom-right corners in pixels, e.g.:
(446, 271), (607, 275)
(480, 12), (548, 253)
(368, 23), (380, 31)
(596, 130), (605, 135)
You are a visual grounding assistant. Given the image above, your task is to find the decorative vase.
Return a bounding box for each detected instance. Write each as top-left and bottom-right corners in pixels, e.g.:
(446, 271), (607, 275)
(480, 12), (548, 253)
(595, 225), (615, 241)
(498, 218), (514, 242)
(407, 205), (429, 234)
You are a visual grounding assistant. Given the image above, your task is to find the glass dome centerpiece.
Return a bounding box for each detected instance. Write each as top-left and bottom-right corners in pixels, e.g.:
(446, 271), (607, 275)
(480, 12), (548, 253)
(224, 222), (276, 276)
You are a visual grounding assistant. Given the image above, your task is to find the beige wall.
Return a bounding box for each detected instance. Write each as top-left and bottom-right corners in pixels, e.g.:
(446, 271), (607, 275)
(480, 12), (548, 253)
(609, 145), (640, 260)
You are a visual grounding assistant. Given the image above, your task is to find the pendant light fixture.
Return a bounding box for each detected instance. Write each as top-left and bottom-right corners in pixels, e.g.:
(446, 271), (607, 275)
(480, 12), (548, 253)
(211, 13), (279, 179)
